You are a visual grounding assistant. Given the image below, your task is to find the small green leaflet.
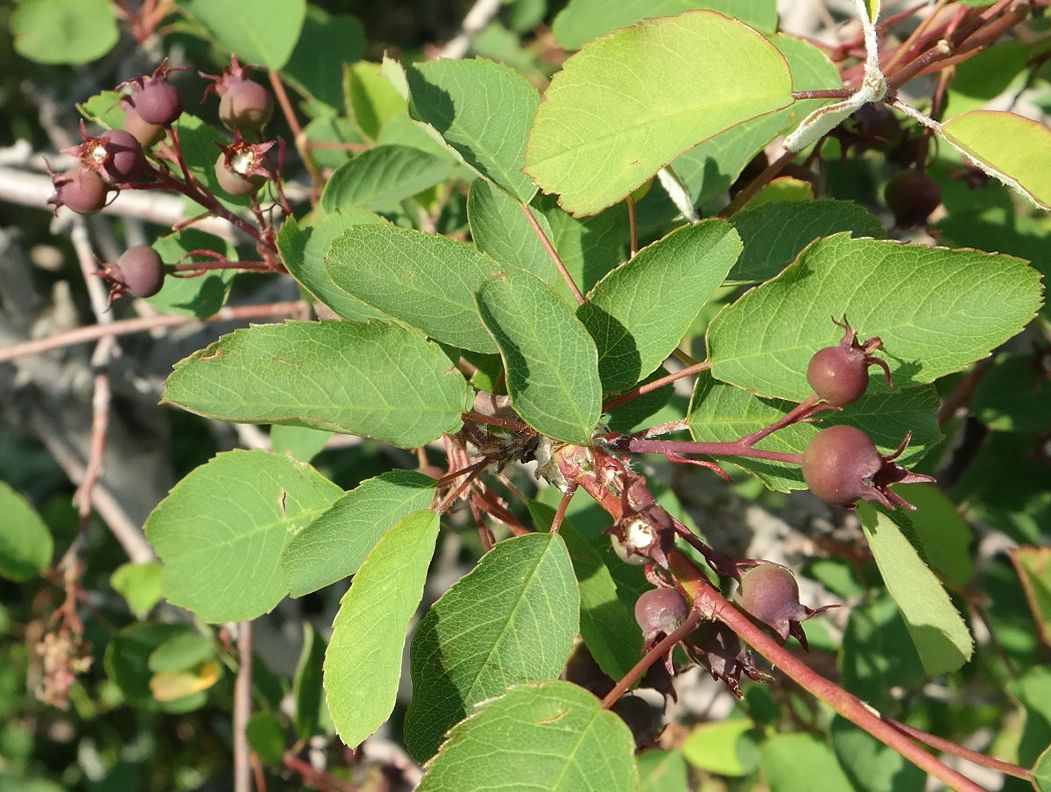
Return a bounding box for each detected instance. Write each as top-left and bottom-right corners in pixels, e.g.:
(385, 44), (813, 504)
(324, 510), (440, 748)
(163, 321), (471, 448)
(708, 234), (1044, 401)
(683, 719), (760, 777)
(526, 12), (793, 215)
(857, 505), (974, 675)
(467, 180), (559, 285)
(417, 682), (638, 792)
(760, 734), (854, 792)
(293, 623), (331, 740)
(176, 0), (306, 70)
(404, 533), (579, 761)
(320, 145), (455, 212)
(477, 271), (603, 444)
(0, 482), (53, 582)
(145, 450), (342, 623)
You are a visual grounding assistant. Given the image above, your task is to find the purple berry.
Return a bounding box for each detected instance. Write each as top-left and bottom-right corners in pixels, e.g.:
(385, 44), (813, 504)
(203, 56), (274, 134)
(129, 74), (182, 126)
(113, 246), (166, 298)
(802, 425), (883, 506)
(634, 588), (689, 644)
(884, 169), (941, 227)
(98, 129), (146, 184)
(737, 562), (809, 642)
(48, 167), (108, 215)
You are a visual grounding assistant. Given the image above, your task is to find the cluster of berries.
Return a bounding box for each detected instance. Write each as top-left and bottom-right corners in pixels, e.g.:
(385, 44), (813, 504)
(48, 58), (277, 301)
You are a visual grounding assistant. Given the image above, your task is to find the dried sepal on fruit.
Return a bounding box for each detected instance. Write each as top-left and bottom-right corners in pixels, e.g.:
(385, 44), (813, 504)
(734, 561), (835, 649)
(801, 424), (934, 510)
(686, 621), (770, 698)
(201, 55), (274, 135)
(807, 316), (892, 407)
(63, 121), (146, 185)
(214, 133), (274, 197)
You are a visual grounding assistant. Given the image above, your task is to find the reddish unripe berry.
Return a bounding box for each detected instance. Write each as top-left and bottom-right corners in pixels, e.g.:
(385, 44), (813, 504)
(98, 129), (146, 183)
(884, 168), (941, 227)
(214, 152), (265, 196)
(219, 79), (273, 134)
(122, 102), (165, 148)
(807, 345), (869, 406)
(802, 425), (882, 506)
(737, 562), (809, 643)
(130, 75), (182, 126)
(634, 588), (689, 644)
(48, 167), (108, 215)
(114, 246), (166, 297)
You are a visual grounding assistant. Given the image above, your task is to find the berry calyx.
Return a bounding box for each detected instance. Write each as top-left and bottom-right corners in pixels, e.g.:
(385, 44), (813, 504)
(735, 561), (833, 649)
(202, 56), (274, 134)
(634, 587), (689, 645)
(686, 621), (768, 698)
(123, 60), (183, 127)
(214, 134), (274, 197)
(807, 316), (892, 406)
(64, 122), (146, 185)
(801, 425), (934, 510)
(99, 246), (167, 300)
(47, 166), (109, 215)
(884, 168), (941, 227)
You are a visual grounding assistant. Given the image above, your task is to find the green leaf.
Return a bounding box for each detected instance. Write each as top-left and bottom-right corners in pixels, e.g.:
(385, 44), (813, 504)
(347, 62), (407, 140)
(638, 750), (689, 792)
(163, 321), (470, 448)
(839, 595), (925, 710)
(146, 450), (342, 622)
(326, 225), (510, 353)
(477, 271), (602, 444)
(171, 113), (251, 210)
(683, 719), (760, 777)
(529, 502), (642, 681)
(1011, 547), (1051, 650)
(246, 712), (285, 764)
(282, 470), (437, 597)
(293, 623), (331, 739)
(277, 213), (389, 323)
(525, 12), (793, 216)
(407, 58), (539, 202)
(467, 180), (559, 285)
(728, 200), (884, 284)
(889, 484), (974, 586)
(105, 623), (207, 712)
(77, 90), (125, 129)
(11, 0), (119, 64)
(760, 734), (853, 792)
(539, 197), (629, 293)
(405, 533), (579, 761)
(0, 482), (52, 582)
(708, 234), (1044, 401)
(325, 509), (440, 748)
(830, 716), (925, 792)
(417, 681), (637, 791)
(578, 220), (742, 394)
(282, 7), (364, 113)
(177, 0), (307, 70)
(321, 145), (455, 212)
(270, 425), (332, 463)
(942, 110), (1051, 210)
(688, 373), (941, 492)
(1033, 743), (1051, 792)
(552, 0), (778, 49)
(857, 505), (974, 675)
(150, 230), (236, 318)
(110, 561), (164, 618)
(972, 353), (1051, 432)
(148, 633), (214, 674)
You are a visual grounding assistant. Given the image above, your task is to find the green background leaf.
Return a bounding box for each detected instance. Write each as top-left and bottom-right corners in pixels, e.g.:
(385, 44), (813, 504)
(145, 450), (341, 622)
(760, 734), (853, 792)
(0, 482), (53, 582)
(12, 0), (119, 64)
(683, 719), (760, 777)
(150, 230), (236, 318)
(282, 470), (436, 597)
(163, 321), (470, 448)
(638, 749), (690, 792)
(417, 681), (638, 791)
(110, 562), (164, 619)
(708, 234), (1044, 400)
(321, 145), (455, 212)
(1011, 547), (1051, 649)
(407, 58), (539, 201)
(327, 224), (508, 353)
(325, 510), (439, 748)
(857, 505), (974, 675)
(477, 271), (602, 444)
(579, 219), (742, 393)
(405, 533), (579, 761)
(177, 0), (307, 70)
(525, 12), (792, 215)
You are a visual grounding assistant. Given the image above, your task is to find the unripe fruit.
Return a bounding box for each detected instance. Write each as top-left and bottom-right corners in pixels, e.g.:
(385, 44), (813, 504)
(634, 588), (689, 643)
(737, 562), (807, 642)
(219, 79), (273, 134)
(98, 129), (146, 183)
(884, 168), (941, 227)
(215, 152), (265, 196)
(114, 246), (166, 297)
(122, 103), (165, 148)
(48, 167), (108, 215)
(807, 345), (869, 406)
(131, 75), (182, 126)
(801, 425), (882, 506)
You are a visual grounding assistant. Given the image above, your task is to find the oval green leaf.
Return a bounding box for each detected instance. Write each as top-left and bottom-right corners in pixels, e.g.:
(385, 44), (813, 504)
(282, 470), (437, 598)
(942, 110), (1051, 210)
(579, 219), (742, 394)
(0, 482), (53, 582)
(145, 450), (342, 623)
(177, 0), (307, 70)
(857, 505), (974, 676)
(417, 681), (637, 792)
(12, 0), (119, 64)
(407, 58), (540, 202)
(325, 509), (440, 748)
(327, 224), (510, 353)
(321, 145), (455, 212)
(525, 11), (793, 216)
(708, 234), (1044, 400)
(163, 321), (471, 448)
(760, 734), (853, 792)
(405, 533), (579, 761)
(477, 271), (603, 443)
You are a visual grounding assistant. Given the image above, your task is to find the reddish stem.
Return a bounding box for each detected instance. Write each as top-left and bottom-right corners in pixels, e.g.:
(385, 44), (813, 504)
(603, 360), (711, 412)
(620, 436), (803, 466)
(520, 202), (585, 305)
(884, 717), (1031, 781)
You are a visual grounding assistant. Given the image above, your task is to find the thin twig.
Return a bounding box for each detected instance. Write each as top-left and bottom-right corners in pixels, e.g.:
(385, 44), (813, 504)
(233, 620), (254, 792)
(603, 360), (711, 412)
(520, 202), (585, 304)
(884, 717), (1031, 781)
